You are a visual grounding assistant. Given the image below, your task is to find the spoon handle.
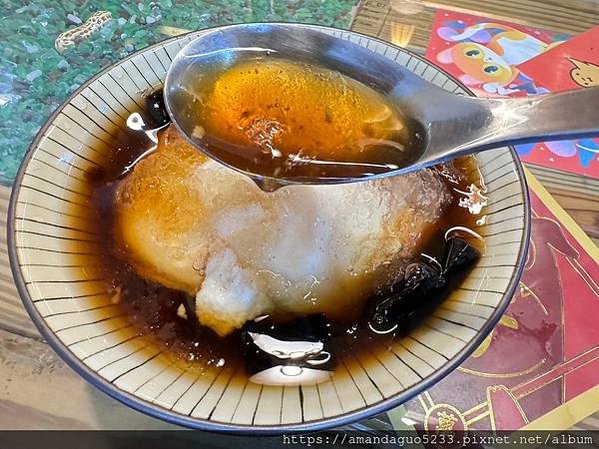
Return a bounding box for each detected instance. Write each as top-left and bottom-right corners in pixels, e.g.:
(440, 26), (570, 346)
(478, 86), (599, 148)
(411, 86), (599, 170)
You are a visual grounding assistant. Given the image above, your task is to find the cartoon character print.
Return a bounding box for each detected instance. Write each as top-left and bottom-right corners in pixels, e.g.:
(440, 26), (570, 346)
(568, 57), (599, 88)
(435, 21), (556, 95)
(518, 138), (599, 168)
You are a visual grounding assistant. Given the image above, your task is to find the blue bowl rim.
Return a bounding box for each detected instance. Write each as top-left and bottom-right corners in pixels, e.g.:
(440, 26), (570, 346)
(7, 22), (531, 435)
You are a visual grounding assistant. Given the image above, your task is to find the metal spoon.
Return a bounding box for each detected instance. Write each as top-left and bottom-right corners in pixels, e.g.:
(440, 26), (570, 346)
(164, 23), (599, 190)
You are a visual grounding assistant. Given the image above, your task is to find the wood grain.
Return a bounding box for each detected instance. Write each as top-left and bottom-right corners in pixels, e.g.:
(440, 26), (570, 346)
(0, 328), (178, 430)
(0, 186), (39, 339)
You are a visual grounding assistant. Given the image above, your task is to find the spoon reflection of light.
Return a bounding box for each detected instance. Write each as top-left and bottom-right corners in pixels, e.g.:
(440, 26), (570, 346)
(184, 47), (277, 60)
(444, 226), (484, 242)
(248, 331), (323, 360)
(249, 365), (332, 386)
(288, 153), (400, 171)
(123, 112), (169, 175)
(246, 331), (333, 385)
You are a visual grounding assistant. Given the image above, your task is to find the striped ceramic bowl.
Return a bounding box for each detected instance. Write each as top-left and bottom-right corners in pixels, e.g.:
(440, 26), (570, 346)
(8, 24), (529, 433)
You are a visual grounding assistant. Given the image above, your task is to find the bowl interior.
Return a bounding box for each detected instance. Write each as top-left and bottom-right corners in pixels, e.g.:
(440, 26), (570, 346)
(9, 25), (528, 432)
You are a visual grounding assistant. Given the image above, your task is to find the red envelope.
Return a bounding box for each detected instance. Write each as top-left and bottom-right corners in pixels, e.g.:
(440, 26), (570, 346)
(518, 25), (599, 92)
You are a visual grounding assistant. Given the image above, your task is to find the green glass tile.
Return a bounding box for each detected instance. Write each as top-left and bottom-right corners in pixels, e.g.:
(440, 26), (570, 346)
(0, 0), (355, 184)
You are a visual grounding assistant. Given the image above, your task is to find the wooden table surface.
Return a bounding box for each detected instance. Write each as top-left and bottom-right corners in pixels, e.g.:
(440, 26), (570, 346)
(1, 0), (598, 433)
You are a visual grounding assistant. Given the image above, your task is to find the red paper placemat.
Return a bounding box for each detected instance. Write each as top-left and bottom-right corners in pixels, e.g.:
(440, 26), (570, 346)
(397, 170), (599, 431)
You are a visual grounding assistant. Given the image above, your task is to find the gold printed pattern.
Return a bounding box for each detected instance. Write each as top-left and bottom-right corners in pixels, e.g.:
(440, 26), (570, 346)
(436, 411), (459, 431)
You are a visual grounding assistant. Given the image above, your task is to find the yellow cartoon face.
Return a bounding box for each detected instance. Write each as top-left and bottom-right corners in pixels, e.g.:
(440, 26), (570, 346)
(569, 58), (599, 88)
(437, 43), (516, 85)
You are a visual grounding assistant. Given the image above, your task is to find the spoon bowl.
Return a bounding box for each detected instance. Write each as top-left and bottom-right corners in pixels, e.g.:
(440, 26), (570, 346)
(165, 23), (599, 188)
